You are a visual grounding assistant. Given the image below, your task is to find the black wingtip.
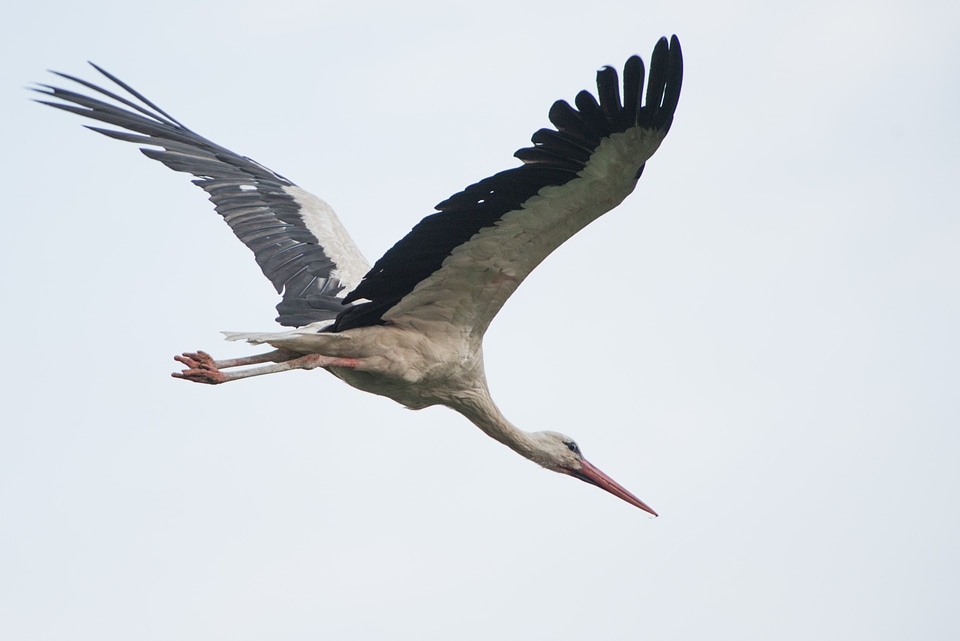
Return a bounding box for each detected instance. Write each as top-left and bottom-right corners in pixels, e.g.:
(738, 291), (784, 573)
(595, 65), (622, 124)
(662, 35), (684, 121)
(634, 34), (683, 131)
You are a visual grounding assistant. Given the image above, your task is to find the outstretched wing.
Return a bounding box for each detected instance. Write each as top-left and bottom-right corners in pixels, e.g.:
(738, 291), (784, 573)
(34, 66), (370, 328)
(333, 36), (682, 335)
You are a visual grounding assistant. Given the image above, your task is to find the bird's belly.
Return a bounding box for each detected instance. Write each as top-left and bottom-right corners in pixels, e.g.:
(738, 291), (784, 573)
(325, 325), (484, 411)
(331, 367), (439, 410)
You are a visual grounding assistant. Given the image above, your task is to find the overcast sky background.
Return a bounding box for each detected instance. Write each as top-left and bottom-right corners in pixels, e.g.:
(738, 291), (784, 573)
(2, 1), (958, 639)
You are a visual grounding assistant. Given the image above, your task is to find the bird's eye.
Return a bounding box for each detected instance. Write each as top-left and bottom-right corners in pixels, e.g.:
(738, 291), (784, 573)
(564, 441), (581, 456)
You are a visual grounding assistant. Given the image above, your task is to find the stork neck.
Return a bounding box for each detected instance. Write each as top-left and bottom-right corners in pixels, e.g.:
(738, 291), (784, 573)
(452, 388), (540, 461)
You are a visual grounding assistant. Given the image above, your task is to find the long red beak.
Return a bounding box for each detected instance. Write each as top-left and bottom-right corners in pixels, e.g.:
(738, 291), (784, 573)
(569, 459), (658, 516)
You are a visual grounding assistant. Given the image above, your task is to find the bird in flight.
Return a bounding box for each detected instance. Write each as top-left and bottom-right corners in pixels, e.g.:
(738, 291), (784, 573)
(36, 35), (682, 515)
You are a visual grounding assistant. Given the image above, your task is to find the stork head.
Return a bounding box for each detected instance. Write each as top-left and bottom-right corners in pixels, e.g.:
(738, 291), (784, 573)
(529, 431), (658, 516)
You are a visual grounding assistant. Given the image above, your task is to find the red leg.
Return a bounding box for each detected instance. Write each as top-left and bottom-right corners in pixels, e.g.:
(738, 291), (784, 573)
(172, 349), (360, 385)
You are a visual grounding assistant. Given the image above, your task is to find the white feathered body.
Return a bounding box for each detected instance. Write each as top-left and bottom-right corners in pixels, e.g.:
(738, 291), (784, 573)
(225, 323), (487, 411)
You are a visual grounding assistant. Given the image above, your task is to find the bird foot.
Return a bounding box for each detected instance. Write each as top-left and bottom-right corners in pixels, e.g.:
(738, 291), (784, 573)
(172, 350), (226, 385)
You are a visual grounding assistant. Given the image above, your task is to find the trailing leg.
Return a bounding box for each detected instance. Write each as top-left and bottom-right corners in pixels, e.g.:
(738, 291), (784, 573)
(172, 349), (360, 385)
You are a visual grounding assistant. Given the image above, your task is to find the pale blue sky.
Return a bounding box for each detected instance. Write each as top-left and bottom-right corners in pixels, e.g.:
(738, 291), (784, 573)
(2, 1), (958, 639)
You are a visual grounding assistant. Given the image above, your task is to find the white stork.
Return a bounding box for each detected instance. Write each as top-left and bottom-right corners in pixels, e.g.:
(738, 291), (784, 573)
(36, 36), (682, 515)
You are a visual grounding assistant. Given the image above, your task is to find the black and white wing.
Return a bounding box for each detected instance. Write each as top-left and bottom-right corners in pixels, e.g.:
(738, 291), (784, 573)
(333, 36), (683, 335)
(34, 66), (370, 328)
(37, 37), (681, 336)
